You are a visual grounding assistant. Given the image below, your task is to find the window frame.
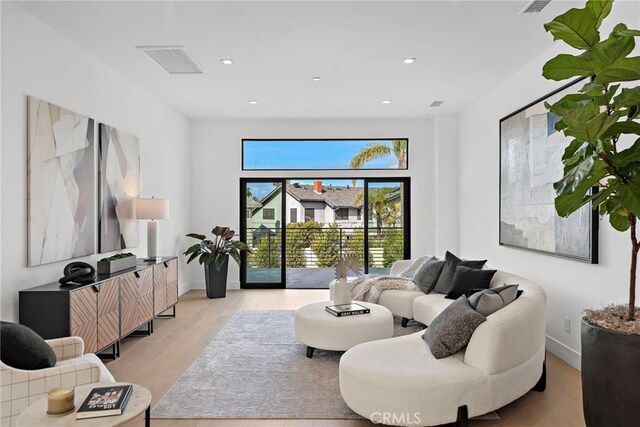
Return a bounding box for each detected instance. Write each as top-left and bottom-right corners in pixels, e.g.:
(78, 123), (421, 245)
(335, 208), (349, 221)
(304, 208), (315, 222)
(263, 208), (275, 220)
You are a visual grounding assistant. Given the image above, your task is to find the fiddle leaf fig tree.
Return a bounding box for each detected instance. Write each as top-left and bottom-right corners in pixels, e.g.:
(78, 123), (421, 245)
(542, 0), (640, 321)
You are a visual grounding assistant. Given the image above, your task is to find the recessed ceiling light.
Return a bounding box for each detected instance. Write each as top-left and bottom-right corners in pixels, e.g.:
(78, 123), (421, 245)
(430, 101), (444, 107)
(313, 76), (321, 81)
(382, 100), (392, 104)
(403, 58), (416, 64)
(248, 100), (258, 105)
(220, 59), (233, 65)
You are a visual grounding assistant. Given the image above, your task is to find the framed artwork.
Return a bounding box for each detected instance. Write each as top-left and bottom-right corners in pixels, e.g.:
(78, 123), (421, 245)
(27, 96), (96, 266)
(99, 123), (140, 253)
(499, 78), (598, 263)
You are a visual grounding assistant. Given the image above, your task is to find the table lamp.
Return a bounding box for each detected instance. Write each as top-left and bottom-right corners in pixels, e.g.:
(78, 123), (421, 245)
(136, 197), (170, 261)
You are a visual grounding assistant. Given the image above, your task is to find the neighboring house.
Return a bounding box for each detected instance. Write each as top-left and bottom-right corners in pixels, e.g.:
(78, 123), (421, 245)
(250, 180), (364, 230)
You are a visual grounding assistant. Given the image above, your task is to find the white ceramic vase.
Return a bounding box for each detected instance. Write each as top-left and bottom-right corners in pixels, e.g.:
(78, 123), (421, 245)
(334, 278), (352, 305)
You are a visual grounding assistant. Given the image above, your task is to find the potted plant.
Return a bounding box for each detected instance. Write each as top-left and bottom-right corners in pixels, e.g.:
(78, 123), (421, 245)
(542, 1), (639, 425)
(97, 252), (136, 274)
(184, 226), (251, 299)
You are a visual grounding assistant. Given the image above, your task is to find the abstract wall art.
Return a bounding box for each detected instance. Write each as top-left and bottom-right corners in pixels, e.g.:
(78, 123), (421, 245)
(499, 78), (598, 263)
(27, 96), (96, 266)
(99, 124), (140, 253)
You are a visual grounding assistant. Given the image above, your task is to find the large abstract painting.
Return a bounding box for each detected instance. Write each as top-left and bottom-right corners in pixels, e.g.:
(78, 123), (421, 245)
(28, 97), (96, 266)
(499, 79), (598, 263)
(99, 124), (140, 252)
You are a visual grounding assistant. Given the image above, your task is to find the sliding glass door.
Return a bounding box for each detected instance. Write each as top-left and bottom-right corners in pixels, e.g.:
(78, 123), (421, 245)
(240, 178), (410, 289)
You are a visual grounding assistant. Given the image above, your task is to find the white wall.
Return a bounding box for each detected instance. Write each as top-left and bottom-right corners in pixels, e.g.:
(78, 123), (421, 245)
(0, 3), (192, 322)
(457, 1), (640, 369)
(190, 118), (456, 289)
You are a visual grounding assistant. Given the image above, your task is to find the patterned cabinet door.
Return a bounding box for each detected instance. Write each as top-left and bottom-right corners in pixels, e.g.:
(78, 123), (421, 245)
(166, 280), (178, 307)
(167, 258), (178, 283)
(153, 264), (167, 316)
(137, 267), (154, 325)
(120, 273), (140, 335)
(165, 258), (178, 307)
(97, 279), (119, 350)
(70, 286), (98, 353)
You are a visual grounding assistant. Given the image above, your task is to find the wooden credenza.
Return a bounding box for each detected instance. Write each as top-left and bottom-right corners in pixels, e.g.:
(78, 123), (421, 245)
(19, 257), (178, 357)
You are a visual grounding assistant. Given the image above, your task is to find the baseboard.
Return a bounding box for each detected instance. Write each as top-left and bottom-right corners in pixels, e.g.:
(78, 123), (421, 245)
(546, 335), (581, 371)
(186, 281), (241, 291)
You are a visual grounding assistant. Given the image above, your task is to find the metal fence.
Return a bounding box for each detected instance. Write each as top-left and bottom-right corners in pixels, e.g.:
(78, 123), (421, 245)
(246, 226), (404, 269)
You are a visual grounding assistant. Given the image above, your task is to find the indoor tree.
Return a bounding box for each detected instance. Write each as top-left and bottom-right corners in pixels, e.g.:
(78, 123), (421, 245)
(542, 0), (640, 322)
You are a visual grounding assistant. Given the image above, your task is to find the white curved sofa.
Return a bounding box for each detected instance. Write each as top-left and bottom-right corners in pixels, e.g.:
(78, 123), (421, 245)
(338, 258), (547, 426)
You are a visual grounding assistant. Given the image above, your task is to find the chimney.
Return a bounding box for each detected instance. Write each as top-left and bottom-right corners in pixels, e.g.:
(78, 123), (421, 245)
(313, 180), (323, 194)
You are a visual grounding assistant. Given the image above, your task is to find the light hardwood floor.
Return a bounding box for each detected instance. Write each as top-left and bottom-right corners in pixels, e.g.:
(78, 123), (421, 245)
(104, 289), (585, 427)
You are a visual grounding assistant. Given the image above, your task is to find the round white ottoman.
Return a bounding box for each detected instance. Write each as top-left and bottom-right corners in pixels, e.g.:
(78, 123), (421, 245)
(294, 301), (393, 358)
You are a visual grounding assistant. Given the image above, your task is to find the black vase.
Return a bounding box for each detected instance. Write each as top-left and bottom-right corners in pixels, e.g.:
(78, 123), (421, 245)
(581, 319), (640, 427)
(204, 255), (229, 299)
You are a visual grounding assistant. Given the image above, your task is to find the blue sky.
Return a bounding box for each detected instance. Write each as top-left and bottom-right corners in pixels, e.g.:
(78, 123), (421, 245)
(243, 139), (402, 170)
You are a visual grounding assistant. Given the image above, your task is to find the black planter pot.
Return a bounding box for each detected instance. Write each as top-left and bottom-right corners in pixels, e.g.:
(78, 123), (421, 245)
(581, 319), (640, 427)
(204, 255), (229, 299)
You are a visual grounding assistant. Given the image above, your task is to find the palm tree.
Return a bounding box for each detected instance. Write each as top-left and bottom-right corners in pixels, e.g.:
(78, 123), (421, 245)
(368, 187), (397, 235)
(350, 139), (407, 170)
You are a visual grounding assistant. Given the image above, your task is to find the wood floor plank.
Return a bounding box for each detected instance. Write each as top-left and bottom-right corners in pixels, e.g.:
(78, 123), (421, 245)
(105, 289), (585, 427)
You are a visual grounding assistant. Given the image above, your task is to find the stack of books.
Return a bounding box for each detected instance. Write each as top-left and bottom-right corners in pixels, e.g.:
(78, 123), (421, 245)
(325, 303), (370, 317)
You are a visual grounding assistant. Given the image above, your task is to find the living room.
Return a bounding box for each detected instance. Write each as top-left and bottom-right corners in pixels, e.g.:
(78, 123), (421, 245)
(1, 0), (639, 426)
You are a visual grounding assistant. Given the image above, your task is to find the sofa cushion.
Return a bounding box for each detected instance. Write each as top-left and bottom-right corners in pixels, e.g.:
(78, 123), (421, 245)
(423, 296), (487, 359)
(433, 251), (487, 295)
(0, 321), (56, 370)
(397, 256), (432, 278)
(412, 258), (445, 294)
(468, 284), (519, 316)
(377, 289), (424, 319)
(446, 266), (497, 300)
(413, 293), (454, 326)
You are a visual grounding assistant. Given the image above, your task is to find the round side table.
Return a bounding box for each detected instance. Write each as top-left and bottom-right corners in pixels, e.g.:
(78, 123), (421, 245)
(16, 382), (151, 427)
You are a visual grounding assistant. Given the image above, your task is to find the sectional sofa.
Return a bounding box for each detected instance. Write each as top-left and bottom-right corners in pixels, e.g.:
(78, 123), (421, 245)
(336, 258), (547, 426)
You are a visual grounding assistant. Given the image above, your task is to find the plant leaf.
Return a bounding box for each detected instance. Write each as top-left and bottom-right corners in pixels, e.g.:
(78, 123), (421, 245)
(186, 233), (206, 241)
(543, 53), (593, 81)
(586, 0), (613, 29)
(614, 87), (640, 108)
(590, 27), (636, 75)
(603, 121), (640, 138)
(214, 254), (227, 271)
(619, 183), (640, 217)
(554, 157), (595, 195)
(609, 211), (631, 231)
(594, 56), (640, 83)
(544, 6), (599, 50)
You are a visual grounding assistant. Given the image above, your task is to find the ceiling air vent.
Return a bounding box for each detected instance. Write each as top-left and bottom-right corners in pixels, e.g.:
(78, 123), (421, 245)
(137, 46), (203, 74)
(520, 0), (552, 14)
(430, 101), (444, 107)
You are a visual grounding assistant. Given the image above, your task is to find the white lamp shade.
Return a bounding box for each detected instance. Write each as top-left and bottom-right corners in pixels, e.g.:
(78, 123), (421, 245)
(136, 198), (170, 220)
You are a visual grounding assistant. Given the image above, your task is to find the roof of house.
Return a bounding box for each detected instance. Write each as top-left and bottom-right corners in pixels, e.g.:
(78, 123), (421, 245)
(246, 197), (262, 209)
(286, 183), (363, 209)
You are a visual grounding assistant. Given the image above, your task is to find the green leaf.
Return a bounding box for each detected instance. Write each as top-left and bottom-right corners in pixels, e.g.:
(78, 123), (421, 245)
(590, 28), (636, 75)
(603, 121), (640, 138)
(614, 87), (640, 108)
(186, 233), (206, 241)
(183, 244), (201, 255)
(619, 183), (640, 216)
(594, 56), (640, 83)
(186, 251), (199, 265)
(562, 139), (588, 162)
(214, 254), (227, 271)
(554, 160), (608, 217)
(609, 211), (631, 231)
(554, 157), (595, 195)
(544, 7), (600, 50)
(614, 138), (640, 167)
(586, 0), (613, 29)
(229, 249), (241, 267)
(543, 54), (593, 81)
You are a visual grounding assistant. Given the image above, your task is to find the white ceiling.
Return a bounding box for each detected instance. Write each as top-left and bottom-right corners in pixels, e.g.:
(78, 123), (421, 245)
(16, 1), (581, 119)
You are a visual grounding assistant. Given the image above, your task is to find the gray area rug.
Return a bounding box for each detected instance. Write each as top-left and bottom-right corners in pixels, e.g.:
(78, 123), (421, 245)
(151, 310), (423, 419)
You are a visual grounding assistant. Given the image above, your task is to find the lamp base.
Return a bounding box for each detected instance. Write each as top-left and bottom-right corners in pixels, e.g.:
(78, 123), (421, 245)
(142, 256), (162, 262)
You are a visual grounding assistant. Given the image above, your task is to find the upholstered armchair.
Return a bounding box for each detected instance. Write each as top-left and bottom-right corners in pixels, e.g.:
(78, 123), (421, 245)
(0, 336), (115, 426)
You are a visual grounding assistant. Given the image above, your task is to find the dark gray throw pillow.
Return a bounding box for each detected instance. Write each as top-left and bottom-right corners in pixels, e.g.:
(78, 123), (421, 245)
(412, 258), (446, 294)
(0, 321), (56, 370)
(446, 266), (497, 299)
(432, 251), (487, 295)
(422, 295), (486, 359)
(468, 284), (519, 316)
